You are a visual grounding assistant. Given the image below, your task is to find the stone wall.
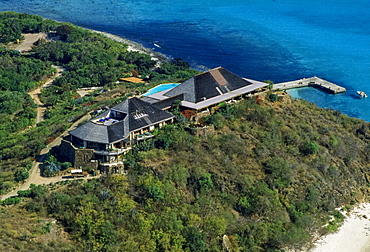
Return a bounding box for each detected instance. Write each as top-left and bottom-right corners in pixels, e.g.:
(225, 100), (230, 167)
(74, 148), (98, 170)
(59, 140), (75, 164)
(186, 125), (215, 137)
(59, 139), (98, 170)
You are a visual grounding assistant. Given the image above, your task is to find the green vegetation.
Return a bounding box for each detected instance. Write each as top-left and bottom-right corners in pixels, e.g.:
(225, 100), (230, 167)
(301, 141), (319, 155)
(267, 92), (279, 102)
(0, 96), (368, 251)
(324, 210), (345, 233)
(2, 11), (370, 252)
(0, 203), (72, 250)
(0, 12), (56, 43)
(14, 167), (30, 182)
(1, 196), (21, 206)
(0, 52), (53, 135)
(264, 80), (274, 90)
(42, 154), (71, 177)
(0, 51), (54, 92)
(0, 11), (198, 190)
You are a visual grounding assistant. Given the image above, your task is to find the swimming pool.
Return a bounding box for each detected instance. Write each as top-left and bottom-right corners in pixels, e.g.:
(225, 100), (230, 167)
(143, 83), (180, 96)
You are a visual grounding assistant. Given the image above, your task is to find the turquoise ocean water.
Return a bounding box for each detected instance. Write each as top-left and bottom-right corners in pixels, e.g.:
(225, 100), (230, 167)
(1, 0), (370, 120)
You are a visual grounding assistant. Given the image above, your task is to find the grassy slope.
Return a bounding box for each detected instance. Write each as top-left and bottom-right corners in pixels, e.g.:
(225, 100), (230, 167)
(135, 94), (370, 250)
(0, 205), (73, 251)
(3, 94), (370, 251)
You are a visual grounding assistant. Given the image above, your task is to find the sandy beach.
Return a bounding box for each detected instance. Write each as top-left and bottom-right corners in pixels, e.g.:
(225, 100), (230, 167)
(307, 203), (370, 252)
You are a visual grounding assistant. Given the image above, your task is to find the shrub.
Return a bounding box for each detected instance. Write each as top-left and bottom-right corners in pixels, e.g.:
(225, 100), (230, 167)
(1, 196), (21, 206)
(17, 189), (32, 197)
(326, 210), (345, 233)
(264, 157), (292, 189)
(237, 196), (252, 215)
(218, 103), (238, 120)
(344, 156), (353, 166)
(29, 184), (48, 199)
(98, 190), (111, 201)
(267, 93), (279, 102)
(154, 125), (176, 150)
(205, 113), (224, 130)
(328, 135), (338, 149)
(301, 141), (319, 155)
(14, 168), (29, 182)
(43, 154), (71, 176)
(25, 201), (40, 212)
(1, 181), (14, 191)
(182, 226), (206, 252)
(264, 80), (274, 90)
(148, 184), (164, 201)
(43, 162), (60, 177)
(198, 173), (214, 192)
(42, 222), (52, 234)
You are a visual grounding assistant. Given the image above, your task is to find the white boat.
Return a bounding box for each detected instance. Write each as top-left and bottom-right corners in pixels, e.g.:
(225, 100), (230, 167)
(357, 91), (368, 98)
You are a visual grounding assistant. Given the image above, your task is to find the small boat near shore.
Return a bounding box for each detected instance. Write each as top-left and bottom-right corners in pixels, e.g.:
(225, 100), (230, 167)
(357, 91), (368, 98)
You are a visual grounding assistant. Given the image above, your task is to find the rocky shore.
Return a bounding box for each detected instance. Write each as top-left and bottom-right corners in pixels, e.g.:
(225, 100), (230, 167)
(91, 30), (168, 63)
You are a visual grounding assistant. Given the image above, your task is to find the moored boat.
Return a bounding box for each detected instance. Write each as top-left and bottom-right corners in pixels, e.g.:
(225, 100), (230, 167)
(357, 91), (368, 98)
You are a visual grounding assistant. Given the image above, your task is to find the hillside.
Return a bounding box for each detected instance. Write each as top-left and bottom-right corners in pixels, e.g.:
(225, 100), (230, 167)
(0, 11), (198, 192)
(2, 94), (370, 251)
(1, 11), (370, 252)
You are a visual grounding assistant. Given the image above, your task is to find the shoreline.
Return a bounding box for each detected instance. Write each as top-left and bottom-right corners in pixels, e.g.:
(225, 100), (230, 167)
(90, 29), (168, 63)
(307, 203), (370, 252)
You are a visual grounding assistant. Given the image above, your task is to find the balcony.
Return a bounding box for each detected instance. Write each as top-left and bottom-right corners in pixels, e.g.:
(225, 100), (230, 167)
(94, 147), (132, 156)
(135, 132), (155, 142)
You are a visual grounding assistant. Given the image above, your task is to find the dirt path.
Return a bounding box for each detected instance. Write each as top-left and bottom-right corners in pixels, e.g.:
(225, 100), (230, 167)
(11, 33), (47, 51)
(1, 112), (98, 200)
(1, 63), (98, 200)
(28, 65), (65, 125)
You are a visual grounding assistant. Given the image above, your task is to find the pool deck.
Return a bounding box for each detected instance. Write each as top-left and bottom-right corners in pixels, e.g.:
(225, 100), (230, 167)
(273, 77), (346, 94)
(142, 83), (180, 96)
(145, 78), (269, 110)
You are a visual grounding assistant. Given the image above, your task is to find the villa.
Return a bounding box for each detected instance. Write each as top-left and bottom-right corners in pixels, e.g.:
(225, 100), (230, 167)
(142, 67), (269, 112)
(60, 67), (268, 173)
(60, 97), (175, 173)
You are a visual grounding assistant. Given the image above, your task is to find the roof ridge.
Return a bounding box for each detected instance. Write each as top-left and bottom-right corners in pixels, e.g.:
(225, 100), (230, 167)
(194, 66), (223, 77)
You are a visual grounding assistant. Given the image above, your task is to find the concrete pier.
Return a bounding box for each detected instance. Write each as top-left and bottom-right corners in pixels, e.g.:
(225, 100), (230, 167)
(273, 77), (346, 94)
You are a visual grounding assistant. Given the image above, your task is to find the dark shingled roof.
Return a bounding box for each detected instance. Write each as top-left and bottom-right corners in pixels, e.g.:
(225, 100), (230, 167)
(124, 97), (174, 132)
(70, 97), (174, 144)
(163, 67), (252, 103)
(140, 96), (160, 104)
(69, 122), (112, 144)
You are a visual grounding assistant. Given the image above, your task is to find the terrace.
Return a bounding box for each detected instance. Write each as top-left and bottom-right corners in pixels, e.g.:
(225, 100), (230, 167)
(135, 132), (155, 141)
(93, 147), (132, 156)
(92, 117), (120, 126)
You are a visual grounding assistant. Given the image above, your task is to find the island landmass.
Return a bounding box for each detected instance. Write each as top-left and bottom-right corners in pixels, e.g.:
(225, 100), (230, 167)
(0, 11), (370, 252)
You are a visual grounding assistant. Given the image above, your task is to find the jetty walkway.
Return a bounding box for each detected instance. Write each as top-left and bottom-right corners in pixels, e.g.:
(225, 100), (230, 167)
(273, 77), (346, 94)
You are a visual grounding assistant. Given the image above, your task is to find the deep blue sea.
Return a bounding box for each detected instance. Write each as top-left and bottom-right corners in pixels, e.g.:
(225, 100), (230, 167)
(2, 0), (370, 120)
